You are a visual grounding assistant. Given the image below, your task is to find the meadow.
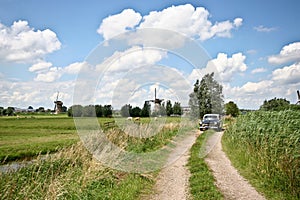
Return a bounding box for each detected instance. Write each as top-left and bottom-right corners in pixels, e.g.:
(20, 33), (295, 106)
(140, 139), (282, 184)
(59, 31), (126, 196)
(0, 115), (198, 199)
(222, 110), (300, 199)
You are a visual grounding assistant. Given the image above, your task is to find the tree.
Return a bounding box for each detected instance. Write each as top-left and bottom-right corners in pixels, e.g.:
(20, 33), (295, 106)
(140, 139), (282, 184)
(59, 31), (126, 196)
(83, 105), (95, 117)
(95, 105), (103, 117)
(141, 101), (151, 117)
(173, 102), (182, 116)
(131, 106), (142, 117)
(189, 73), (224, 118)
(260, 98), (290, 111)
(68, 105), (83, 117)
(121, 104), (132, 117)
(103, 105), (113, 117)
(225, 101), (240, 117)
(4, 107), (15, 116)
(166, 100), (173, 116)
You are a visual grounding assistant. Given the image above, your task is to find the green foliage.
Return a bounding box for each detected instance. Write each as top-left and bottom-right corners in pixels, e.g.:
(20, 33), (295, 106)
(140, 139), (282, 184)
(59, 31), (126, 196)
(260, 97), (290, 111)
(189, 73), (224, 119)
(224, 101), (240, 117)
(166, 100), (173, 116)
(187, 130), (223, 199)
(68, 104), (112, 117)
(173, 102), (182, 115)
(141, 101), (151, 117)
(223, 110), (300, 199)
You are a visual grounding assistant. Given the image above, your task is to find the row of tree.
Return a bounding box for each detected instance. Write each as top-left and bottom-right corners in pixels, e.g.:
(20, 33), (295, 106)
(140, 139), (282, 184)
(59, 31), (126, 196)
(120, 100), (183, 117)
(67, 105), (113, 117)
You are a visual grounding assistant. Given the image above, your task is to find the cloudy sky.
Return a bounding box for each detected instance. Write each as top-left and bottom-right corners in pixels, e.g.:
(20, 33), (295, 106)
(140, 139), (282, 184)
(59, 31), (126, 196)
(1, 0), (300, 110)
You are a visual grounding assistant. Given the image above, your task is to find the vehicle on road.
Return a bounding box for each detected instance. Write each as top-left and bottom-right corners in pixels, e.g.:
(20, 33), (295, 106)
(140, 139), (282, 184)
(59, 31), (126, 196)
(199, 114), (222, 131)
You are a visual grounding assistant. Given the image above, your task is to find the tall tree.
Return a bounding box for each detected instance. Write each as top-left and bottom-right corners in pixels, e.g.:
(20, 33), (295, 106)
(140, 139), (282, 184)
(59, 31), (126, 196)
(141, 101), (151, 117)
(166, 100), (173, 116)
(189, 73), (224, 118)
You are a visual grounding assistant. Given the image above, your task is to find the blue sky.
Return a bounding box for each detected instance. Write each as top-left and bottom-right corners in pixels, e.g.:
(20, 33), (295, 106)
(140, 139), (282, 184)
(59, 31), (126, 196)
(0, 0), (300, 110)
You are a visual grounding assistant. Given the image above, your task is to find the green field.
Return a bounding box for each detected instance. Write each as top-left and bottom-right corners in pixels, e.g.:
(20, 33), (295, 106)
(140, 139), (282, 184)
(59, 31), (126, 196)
(222, 110), (300, 199)
(0, 115), (198, 199)
(0, 116), (79, 163)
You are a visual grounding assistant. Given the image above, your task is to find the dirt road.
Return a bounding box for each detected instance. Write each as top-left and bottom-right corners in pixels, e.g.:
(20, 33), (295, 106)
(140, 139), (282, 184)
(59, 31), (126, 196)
(204, 132), (266, 200)
(146, 131), (198, 200)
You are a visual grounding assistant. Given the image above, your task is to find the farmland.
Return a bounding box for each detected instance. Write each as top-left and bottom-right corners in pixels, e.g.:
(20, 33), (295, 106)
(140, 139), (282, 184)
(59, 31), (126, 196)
(222, 110), (300, 199)
(0, 115), (196, 199)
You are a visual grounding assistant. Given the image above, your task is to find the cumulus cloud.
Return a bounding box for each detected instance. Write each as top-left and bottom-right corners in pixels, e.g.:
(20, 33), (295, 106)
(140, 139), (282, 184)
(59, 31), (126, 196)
(96, 46), (167, 73)
(97, 4), (243, 41)
(0, 20), (61, 63)
(272, 62), (300, 84)
(97, 9), (142, 40)
(34, 67), (63, 82)
(268, 42), (300, 65)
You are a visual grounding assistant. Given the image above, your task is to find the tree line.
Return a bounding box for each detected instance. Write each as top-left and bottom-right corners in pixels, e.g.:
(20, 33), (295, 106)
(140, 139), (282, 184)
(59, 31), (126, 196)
(67, 105), (113, 117)
(120, 100), (182, 118)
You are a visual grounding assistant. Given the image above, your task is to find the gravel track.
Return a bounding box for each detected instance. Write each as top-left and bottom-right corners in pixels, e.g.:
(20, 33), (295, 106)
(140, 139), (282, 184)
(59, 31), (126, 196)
(146, 131), (198, 200)
(204, 132), (266, 200)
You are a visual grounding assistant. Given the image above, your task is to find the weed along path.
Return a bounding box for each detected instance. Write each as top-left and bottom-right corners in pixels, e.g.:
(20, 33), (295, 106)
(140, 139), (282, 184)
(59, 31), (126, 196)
(204, 132), (266, 200)
(146, 130), (199, 200)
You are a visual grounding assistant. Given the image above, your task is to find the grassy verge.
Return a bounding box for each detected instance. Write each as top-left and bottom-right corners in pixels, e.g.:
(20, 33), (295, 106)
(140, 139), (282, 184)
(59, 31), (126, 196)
(0, 117), (194, 199)
(222, 110), (300, 199)
(187, 130), (223, 199)
(0, 143), (154, 200)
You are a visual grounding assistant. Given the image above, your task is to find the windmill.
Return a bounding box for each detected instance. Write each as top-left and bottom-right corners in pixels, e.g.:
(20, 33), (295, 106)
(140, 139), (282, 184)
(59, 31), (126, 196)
(53, 92), (63, 114)
(297, 90), (300, 105)
(145, 88), (164, 113)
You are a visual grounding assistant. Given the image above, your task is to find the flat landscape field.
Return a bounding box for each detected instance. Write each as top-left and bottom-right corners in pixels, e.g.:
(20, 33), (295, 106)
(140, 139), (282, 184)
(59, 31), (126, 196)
(0, 116), (79, 163)
(0, 115), (183, 163)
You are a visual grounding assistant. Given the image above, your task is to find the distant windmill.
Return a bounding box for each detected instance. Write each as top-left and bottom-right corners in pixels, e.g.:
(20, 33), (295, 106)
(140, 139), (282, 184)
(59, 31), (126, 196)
(297, 90), (300, 105)
(145, 88), (164, 112)
(146, 88), (164, 105)
(53, 92), (63, 114)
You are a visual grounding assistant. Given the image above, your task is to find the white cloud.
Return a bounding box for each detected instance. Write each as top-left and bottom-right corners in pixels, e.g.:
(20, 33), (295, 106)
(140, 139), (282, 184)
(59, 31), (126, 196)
(254, 25), (277, 32)
(268, 42), (300, 65)
(0, 20), (61, 63)
(97, 9), (142, 40)
(97, 4), (243, 41)
(97, 46), (167, 73)
(0, 79), (74, 109)
(63, 62), (87, 74)
(251, 67), (267, 74)
(272, 62), (300, 84)
(34, 67), (63, 82)
(29, 61), (52, 72)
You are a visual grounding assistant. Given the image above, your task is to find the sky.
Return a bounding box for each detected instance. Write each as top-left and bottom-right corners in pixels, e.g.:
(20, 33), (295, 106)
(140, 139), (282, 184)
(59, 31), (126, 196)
(0, 0), (300, 110)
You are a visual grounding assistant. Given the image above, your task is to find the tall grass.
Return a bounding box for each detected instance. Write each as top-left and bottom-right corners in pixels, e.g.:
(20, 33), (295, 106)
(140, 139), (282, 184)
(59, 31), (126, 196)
(0, 118), (193, 199)
(222, 110), (300, 199)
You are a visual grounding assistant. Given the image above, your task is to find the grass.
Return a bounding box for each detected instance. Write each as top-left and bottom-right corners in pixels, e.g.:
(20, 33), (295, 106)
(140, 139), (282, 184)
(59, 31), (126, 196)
(187, 130), (223, 199)
(222, 110), (300, 199)
(0, 116), (195, 199)
(0, 116), (79, 163)
(0, 143), (154, 200)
